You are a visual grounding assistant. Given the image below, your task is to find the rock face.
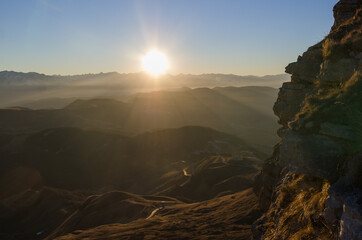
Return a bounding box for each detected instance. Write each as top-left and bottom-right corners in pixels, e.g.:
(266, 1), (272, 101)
(273, 82), (310, 129)
(324, 179), (362, 240)
(278, 130), (344, 181)
(253, 0), (362, 239)
(333, 0), (362, 29)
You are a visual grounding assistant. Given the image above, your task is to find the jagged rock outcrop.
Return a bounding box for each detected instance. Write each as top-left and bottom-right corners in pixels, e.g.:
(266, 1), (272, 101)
(273, 82), (311, 129)
(253, 0), (362, 239)
(332, 0), (362, 29)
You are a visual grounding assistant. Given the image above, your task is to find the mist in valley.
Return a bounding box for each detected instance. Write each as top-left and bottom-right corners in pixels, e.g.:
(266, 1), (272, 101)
(1, 0), (359, 240)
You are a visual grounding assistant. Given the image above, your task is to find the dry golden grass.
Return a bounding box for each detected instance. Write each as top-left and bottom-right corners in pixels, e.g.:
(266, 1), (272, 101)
(53, 188), (261, 240)
(263, 174), (335, 240)
(322, 38), (335, 58)
(296, 71), (362, 148)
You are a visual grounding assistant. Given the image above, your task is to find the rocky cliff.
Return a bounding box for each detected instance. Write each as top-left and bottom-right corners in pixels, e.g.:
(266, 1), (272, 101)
(253, 0), (362, 239)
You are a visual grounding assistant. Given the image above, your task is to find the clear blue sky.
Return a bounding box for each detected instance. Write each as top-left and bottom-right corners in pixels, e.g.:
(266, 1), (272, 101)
(0, 0), (339, 76)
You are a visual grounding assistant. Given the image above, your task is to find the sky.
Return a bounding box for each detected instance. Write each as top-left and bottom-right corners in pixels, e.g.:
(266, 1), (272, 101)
(0, 0), (339, 76)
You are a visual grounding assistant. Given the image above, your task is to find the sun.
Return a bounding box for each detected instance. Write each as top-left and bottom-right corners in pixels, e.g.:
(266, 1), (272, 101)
(142, 50), (169, 75)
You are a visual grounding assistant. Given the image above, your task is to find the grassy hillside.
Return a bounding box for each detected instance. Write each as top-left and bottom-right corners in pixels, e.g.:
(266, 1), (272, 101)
(0, 126), (262, 199)
(0, 126), (262, 239)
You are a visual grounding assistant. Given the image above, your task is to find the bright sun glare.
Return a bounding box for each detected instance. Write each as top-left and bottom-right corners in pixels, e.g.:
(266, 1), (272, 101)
(142, 50), (169, 75)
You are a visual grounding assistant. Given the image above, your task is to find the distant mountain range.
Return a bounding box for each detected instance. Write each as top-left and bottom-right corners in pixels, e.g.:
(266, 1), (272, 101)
(0, 70), (288, 88)
(0, 70), (288, 108)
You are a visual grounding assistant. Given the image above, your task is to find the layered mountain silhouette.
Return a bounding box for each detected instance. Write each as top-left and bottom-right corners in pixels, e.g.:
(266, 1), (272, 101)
(0, 72), (283, 238)
(0, 86), (279, 153)
(0, 71), (287, 108)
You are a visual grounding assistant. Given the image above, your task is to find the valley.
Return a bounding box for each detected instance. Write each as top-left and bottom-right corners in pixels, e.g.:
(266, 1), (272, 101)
(1, 1), (361, 239)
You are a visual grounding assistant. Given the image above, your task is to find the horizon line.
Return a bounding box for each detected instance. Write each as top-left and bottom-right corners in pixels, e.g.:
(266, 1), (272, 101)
(0, 69), (288, 78)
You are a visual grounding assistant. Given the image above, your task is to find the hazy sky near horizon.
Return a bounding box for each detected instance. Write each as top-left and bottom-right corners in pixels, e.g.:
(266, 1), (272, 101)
(1, 0), (339, 76)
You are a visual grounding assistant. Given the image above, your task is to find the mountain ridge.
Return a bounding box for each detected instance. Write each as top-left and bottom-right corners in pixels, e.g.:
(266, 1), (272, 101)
(0, 86), (280, 154)
(0, 70), (288, 87)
